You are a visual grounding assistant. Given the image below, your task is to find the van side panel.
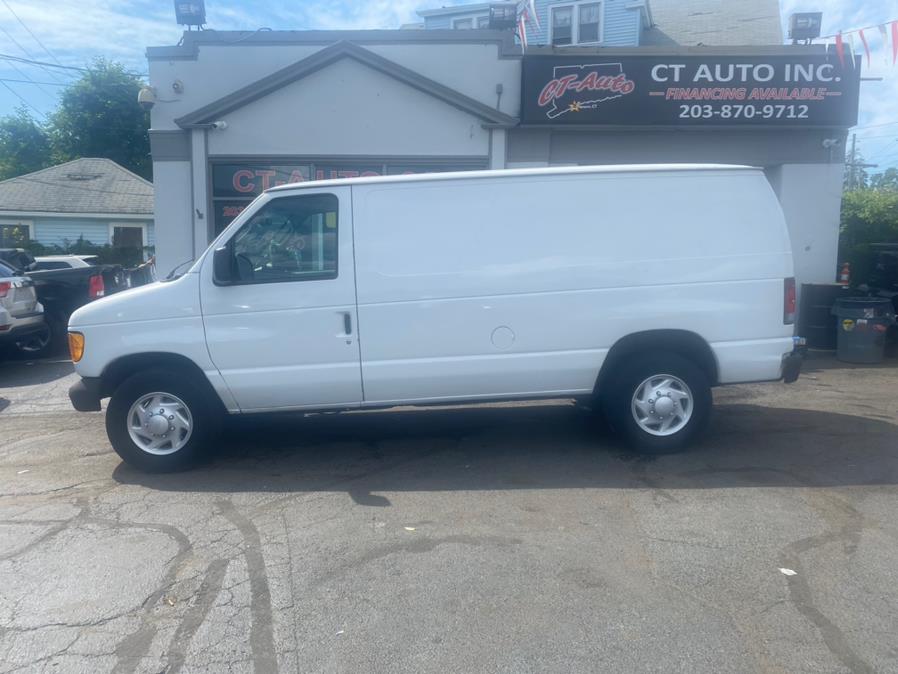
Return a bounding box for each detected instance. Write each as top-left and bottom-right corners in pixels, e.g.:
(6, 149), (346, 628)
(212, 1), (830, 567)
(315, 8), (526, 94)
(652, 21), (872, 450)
(352, 170), (793, 403)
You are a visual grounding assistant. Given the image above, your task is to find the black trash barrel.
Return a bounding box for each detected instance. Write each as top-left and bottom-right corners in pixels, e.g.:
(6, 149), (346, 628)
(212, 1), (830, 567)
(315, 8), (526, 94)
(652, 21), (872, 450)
(831, 297), (897, 364)
(799, 283), (850, 349)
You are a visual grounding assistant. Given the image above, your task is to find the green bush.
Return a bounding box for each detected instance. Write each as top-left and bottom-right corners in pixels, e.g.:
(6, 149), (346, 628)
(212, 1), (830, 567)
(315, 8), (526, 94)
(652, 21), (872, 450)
(840, 189), (898, 286)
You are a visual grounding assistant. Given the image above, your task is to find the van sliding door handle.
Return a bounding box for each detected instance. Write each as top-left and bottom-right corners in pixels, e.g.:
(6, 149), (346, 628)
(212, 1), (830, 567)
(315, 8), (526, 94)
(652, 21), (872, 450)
(343, 312), (352, 335)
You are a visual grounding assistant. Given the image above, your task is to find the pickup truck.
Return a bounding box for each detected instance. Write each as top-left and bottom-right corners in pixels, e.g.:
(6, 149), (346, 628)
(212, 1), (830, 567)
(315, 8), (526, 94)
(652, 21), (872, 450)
(0, 248), (126, 356)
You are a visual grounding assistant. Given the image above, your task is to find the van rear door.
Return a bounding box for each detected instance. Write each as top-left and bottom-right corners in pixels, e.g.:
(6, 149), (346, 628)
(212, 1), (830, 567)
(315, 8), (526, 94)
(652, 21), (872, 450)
(200, 187), (362, 411)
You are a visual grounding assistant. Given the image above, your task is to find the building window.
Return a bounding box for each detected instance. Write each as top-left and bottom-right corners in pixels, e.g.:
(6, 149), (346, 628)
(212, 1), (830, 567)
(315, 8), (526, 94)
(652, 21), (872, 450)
(551, 2), (602, 45)
(212, 164), (311, 235)
(231, 194), (338, 284)
(210, 161), (487, 237)
(0, 221), (32, 247)
(452, 14), (489, 29)
(111, 225), (144, 250)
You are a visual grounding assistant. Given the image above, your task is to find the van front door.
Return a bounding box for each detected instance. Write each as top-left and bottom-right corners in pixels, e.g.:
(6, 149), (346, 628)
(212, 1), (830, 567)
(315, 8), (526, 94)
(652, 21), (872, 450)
(200, 187), (362, 411)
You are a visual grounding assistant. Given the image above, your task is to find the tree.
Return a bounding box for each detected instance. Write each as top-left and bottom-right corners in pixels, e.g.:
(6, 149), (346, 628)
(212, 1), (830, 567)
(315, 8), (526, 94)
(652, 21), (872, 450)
(840, 188), (898, 284)
(0, 106), (52, 180)
(868, 168), (898, 192)
(50, 59), (151, 179)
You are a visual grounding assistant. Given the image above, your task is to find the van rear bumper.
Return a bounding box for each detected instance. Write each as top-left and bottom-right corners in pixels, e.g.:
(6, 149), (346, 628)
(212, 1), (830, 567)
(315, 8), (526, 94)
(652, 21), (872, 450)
(782, 352), (803, 384)
(69, 377), (103, 412)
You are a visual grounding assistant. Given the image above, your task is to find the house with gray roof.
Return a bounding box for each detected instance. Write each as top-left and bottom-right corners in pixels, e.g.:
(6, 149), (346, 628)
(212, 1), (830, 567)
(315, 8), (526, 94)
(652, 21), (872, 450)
(0, 158), (154, 255)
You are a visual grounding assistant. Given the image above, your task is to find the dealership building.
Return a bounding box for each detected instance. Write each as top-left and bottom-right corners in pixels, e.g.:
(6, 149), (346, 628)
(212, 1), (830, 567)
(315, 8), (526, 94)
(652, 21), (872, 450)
(147, 0), (860, 288)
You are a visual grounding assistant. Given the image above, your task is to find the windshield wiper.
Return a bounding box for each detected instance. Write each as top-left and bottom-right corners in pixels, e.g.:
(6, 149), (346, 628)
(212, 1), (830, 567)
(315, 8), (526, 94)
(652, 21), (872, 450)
(165, 259), (195, 281)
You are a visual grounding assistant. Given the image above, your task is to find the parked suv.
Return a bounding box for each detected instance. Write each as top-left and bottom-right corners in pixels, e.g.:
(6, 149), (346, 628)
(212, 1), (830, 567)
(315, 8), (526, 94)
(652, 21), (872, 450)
(0, 260), (47, 354)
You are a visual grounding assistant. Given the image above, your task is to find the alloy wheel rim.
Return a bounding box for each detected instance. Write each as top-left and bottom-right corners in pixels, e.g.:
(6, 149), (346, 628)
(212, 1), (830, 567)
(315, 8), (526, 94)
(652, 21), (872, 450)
(630, 374), (693, 437)
(127, 392), (193, 455)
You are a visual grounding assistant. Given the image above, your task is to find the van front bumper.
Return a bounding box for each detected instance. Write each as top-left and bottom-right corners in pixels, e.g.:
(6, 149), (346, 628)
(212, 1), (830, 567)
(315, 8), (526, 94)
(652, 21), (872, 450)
(69, 377), (103, 412)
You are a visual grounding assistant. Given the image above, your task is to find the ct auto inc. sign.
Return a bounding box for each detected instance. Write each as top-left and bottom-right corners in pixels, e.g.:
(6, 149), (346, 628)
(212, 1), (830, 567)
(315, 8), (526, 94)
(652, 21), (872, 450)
(521, 54), (860, 126)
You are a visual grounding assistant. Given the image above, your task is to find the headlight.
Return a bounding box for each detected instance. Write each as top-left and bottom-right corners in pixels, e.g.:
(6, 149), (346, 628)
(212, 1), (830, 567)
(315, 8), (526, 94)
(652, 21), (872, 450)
(68, 332), (85, 362)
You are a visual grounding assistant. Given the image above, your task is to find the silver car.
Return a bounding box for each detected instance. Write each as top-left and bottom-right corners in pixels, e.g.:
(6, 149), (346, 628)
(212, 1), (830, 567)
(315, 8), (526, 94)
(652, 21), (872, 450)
(0, 259), (47, 354)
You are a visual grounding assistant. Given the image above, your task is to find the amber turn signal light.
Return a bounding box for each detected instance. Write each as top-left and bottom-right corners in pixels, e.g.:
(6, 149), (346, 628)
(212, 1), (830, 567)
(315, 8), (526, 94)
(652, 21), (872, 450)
(68, 332), (85, 362)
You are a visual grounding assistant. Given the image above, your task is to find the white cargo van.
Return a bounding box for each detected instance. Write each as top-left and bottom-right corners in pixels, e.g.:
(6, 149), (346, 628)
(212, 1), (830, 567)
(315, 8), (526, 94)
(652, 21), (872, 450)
(68, 165), (801, 471)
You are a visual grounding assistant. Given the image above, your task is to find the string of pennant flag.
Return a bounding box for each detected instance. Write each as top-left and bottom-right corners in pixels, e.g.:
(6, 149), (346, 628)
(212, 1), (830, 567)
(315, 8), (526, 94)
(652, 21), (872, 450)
(827, 20), (898, 69)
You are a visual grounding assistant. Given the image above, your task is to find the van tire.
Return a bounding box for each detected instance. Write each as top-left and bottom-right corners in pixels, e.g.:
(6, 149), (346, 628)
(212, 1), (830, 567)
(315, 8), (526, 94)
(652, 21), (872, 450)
(602, 352), (711, 454)
(106, 368), (217, 472)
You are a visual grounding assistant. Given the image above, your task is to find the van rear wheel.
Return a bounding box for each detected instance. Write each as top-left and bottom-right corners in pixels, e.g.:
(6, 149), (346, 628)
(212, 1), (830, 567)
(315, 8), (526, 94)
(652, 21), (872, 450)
(106, 368), (216, 472)
(602, 352), (711, 453)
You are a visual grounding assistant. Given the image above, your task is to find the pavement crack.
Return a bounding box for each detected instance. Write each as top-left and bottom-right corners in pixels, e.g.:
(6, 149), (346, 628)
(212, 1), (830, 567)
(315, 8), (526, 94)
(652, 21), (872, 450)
(107, 519), (194, 674)
(217, 499), (277, 673)
(164, 558), (229, 674)
(779, 492), (872, 674)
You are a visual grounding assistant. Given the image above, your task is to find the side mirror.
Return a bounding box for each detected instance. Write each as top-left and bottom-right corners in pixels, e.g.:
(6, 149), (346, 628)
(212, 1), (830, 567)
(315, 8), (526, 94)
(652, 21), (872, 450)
(212, 245), (233, 285)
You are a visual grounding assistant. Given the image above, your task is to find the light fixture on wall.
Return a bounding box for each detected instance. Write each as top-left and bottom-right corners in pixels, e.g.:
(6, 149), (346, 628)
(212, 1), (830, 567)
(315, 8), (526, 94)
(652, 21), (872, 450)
(137, 86), (157, 111)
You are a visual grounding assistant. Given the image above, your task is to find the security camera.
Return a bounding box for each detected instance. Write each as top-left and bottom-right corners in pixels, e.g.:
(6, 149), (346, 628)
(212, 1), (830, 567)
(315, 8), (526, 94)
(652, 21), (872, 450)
(822, 138), (842, 149)
(137, 86), (157, 111)
(211, 120), (228, 130)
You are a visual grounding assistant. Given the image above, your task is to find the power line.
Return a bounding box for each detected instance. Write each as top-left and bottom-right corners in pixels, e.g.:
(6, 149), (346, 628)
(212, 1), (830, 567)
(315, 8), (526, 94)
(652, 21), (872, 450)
(1, 57), (55, 97)
(0, 24), (62, 93)
(852, 121), (898, 131)
(0, 52), (87, 73)
(0, 0), (65, 68)
(0, 53), (146, 78)
(0, 77), (66, 87)
(0, 16), (66, 84)
(865, 138), (898, 163)
(0, 80), (45, 118)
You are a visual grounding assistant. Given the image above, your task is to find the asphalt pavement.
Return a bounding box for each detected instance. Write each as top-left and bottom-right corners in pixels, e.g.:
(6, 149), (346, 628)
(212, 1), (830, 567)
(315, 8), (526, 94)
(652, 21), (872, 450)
(0, 353), (897, 673)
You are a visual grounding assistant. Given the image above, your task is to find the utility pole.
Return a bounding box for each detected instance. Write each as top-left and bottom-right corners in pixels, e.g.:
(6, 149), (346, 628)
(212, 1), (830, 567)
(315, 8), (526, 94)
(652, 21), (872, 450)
(848, 133), (857, 189)
(845, 133), (878, 189)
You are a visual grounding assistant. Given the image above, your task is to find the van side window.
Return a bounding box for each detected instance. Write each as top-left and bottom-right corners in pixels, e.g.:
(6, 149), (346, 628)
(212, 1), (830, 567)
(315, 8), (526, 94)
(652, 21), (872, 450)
(231, 194), (338, 284)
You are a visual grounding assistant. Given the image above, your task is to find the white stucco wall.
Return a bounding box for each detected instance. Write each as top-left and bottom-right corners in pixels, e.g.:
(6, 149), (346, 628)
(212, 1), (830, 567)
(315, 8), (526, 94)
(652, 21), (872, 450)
(152, 161), (193, 275)
(205, 57), (491, 157)
(766, 163), (845, 288)
(148, 41), (519, 131)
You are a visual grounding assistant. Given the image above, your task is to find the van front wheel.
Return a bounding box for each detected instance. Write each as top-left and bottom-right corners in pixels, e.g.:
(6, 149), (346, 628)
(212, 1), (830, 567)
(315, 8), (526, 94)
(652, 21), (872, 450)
(603, 352), (711, 453)
(106, 368), (216, 471)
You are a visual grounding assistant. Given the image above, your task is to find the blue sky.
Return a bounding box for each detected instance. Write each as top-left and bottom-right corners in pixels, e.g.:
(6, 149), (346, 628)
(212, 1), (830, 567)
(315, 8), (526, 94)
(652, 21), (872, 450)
(0, 0), (896, 172)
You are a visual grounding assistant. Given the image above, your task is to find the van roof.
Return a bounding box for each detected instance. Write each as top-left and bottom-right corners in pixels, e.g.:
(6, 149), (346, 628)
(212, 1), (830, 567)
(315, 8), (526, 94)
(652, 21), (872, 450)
(266, 163), (758, 193)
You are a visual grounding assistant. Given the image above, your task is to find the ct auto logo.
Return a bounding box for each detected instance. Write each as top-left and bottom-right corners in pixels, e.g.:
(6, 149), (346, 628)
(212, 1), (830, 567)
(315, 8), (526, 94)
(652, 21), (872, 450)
(538, 62), (636, 119)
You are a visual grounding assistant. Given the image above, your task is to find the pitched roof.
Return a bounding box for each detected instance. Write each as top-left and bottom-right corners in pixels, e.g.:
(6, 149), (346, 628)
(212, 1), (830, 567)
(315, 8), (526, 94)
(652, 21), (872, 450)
(0, 158), (154, 216)
(175, 40), (519, 128)
(643, 0), (783, 46)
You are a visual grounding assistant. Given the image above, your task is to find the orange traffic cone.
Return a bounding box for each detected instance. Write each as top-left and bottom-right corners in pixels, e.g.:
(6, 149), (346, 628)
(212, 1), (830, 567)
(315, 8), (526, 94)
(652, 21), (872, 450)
(838, 262), (850, 285)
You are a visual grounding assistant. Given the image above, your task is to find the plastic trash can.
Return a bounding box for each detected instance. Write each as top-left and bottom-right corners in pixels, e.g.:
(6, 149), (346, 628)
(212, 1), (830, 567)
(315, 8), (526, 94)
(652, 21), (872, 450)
(831, 297), (897, 364)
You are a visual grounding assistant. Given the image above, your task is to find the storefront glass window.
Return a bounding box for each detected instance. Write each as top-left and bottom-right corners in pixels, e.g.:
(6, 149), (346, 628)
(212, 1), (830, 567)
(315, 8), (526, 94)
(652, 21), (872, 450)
(212, 161), (486, 235)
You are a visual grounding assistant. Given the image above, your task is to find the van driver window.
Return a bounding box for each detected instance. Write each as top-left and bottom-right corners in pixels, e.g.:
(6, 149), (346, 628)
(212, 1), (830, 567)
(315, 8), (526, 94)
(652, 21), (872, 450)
(232, 194), (338, 284)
